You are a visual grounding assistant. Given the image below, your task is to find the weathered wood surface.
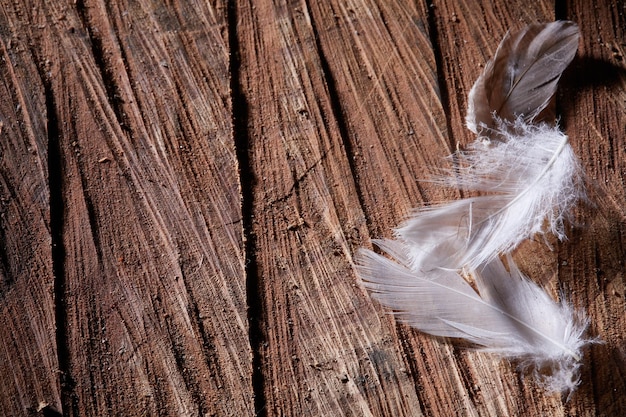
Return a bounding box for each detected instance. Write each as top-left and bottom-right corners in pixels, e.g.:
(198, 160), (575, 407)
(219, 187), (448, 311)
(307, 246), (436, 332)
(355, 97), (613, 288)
(1, 1), (252, 416)
(0, 0), (624, 416)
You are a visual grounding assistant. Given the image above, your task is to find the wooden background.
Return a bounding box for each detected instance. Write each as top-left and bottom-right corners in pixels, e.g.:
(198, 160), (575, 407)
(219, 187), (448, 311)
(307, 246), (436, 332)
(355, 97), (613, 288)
(1, 0), (624, 416)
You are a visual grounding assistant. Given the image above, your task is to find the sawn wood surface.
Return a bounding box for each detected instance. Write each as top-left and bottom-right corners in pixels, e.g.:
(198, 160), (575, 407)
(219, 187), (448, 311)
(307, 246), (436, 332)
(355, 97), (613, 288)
(0, 0), (624, 416)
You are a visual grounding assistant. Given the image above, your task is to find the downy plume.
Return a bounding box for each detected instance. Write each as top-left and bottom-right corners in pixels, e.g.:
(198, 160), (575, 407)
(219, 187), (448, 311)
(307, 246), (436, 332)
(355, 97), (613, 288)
(357, 243), (590, 394)
(397, 119), (584, 272)
(396, 21), (584, 272)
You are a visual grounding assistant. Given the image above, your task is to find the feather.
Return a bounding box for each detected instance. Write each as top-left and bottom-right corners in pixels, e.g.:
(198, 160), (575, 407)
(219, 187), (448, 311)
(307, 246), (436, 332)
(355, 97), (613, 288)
(466, 21), (580, 135)
(356, 243), (590, 394)
(356, 21), (592, 395)
(397, 119), (584, 272)
(396, 21), (584, 272)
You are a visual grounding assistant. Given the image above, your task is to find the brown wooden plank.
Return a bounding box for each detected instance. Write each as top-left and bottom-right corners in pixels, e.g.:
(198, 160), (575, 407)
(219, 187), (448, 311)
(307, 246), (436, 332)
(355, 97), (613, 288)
(561, 1), (626, 415)
(57, 1), (252, 415)
(0, 0), (252, 415)
(305, 1), (477, 416)
(235, 0), (431, 415)
(432, 1), (626, 415)
(312, 1), (566, 416)
(0, 8), (60, 415)
(2, 0), (623, 415)
(307, 0), (623, 416)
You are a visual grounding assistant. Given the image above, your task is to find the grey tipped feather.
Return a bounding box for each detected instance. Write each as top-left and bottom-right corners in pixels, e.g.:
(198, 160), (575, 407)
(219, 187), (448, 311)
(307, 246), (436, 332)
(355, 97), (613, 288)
(466, 21), (580, 135)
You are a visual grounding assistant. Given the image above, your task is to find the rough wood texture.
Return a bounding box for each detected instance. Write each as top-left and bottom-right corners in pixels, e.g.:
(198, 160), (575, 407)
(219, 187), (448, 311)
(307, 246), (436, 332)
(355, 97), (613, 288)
(1, 0), (624, 416)
(562, 2), (626, 415)
(1, 1), (252, 416)
(0, 8), (59, 414)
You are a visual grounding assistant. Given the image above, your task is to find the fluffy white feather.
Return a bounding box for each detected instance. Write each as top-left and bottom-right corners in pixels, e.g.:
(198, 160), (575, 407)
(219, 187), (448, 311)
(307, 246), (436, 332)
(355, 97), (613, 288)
(396, 21), (584, 271)
(357, 243), (590, 394)
(397, 119), (584, 272)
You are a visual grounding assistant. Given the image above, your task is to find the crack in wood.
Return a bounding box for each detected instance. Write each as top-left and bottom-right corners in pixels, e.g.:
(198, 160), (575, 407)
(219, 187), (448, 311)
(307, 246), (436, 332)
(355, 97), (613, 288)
(227, 2), (267, 416)
(37, 55), (77, 417)
(396, 326), (430, 416)
(75, 0), (132, 135)
(303, 0), (370, 228)
(178, 263), (226, 415)
(425, 0), (457, 154)
(555, 0), (568, 21)
(268, 148), (329, 206)
(0, 175), (15, 291)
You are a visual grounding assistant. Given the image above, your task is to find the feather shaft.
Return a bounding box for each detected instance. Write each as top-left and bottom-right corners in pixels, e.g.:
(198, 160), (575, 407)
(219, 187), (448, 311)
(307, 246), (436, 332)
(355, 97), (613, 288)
(397, 122), (584, 272)
(473, 131), (571, 224)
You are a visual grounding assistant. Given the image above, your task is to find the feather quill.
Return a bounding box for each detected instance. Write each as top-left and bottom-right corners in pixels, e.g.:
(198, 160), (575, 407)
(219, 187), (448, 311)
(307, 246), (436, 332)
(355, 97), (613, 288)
(396, 21), (584, 272)
(357, 243), (590, 394)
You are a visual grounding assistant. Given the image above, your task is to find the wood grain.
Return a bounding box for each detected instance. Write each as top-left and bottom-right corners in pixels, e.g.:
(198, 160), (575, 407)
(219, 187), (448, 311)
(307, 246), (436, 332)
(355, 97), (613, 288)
(560, 1), (626, 415)
(0, 8), (60, 415)
(0, 0), (624, 415)
(235, 0), (427, 414)
(0, 0), (252, 415)
(54, 1), (252, 415)
(305, 0), (474, 415)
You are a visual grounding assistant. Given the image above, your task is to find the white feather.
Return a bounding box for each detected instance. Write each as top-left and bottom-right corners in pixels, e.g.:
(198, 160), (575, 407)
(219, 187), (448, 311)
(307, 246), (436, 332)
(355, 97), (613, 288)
(397, 119), (584, 272)
(466, 21), (580, 135)
(356, 243), (590, 394)
(395, 21), (584, 271)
